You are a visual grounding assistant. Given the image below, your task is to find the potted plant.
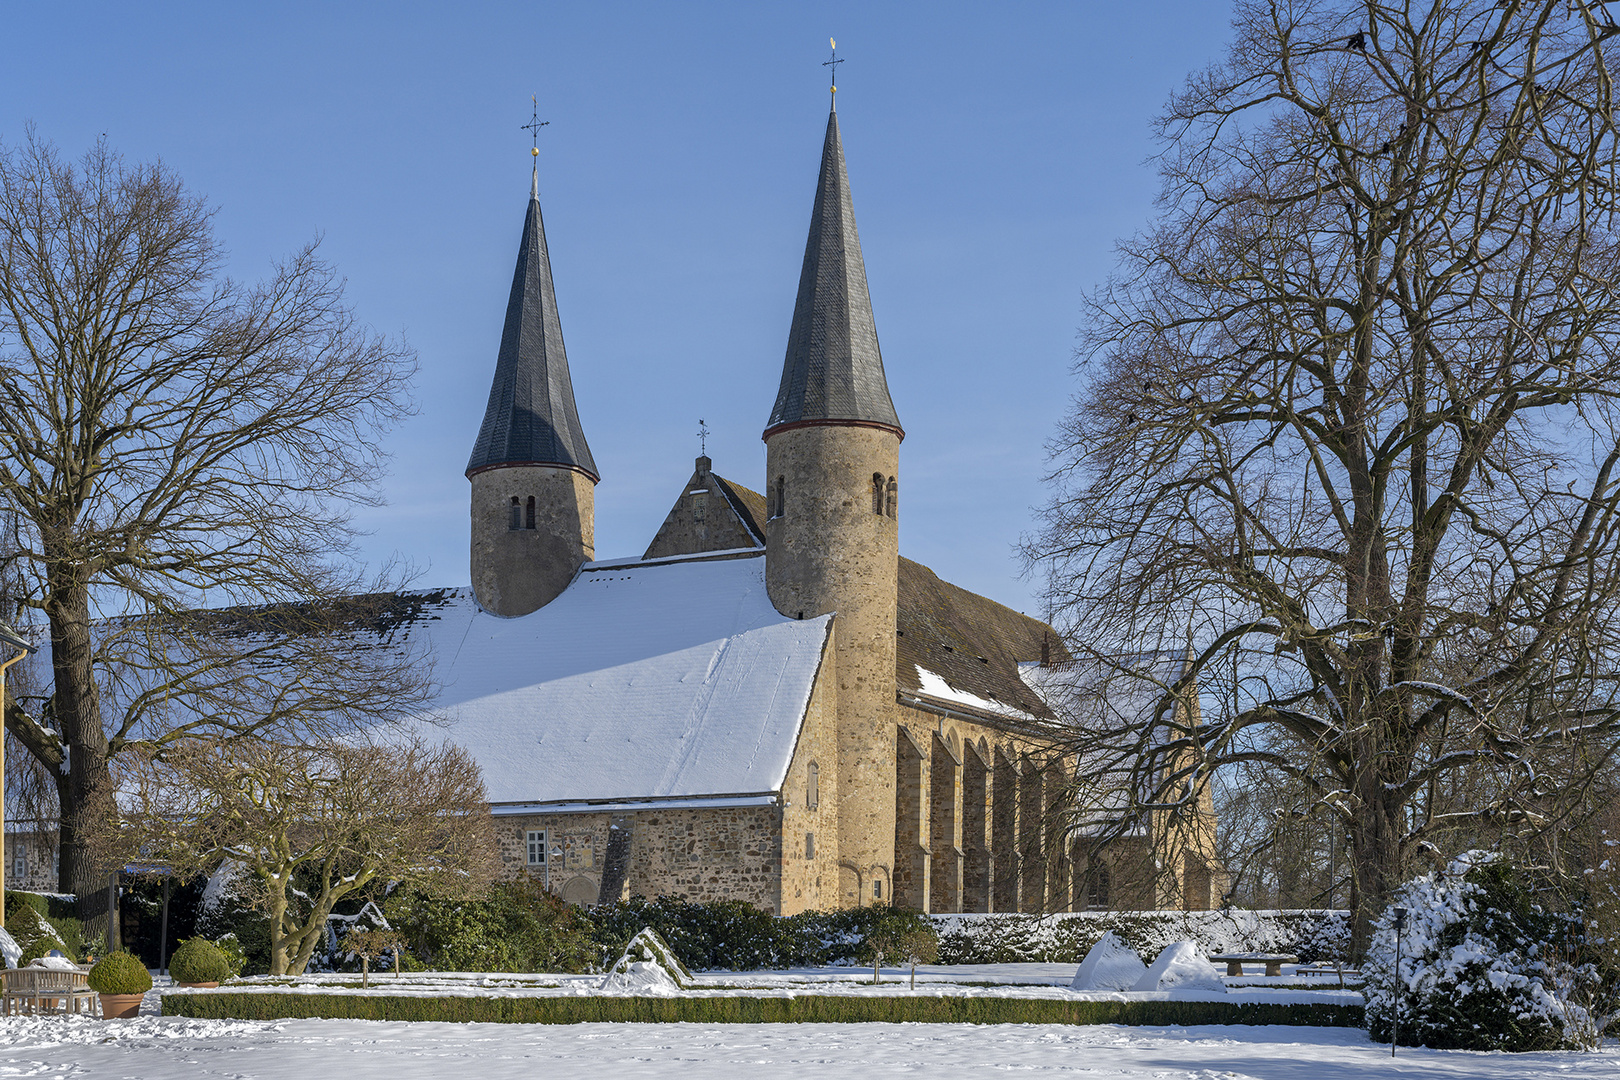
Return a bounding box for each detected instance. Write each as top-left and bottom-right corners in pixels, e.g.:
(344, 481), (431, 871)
(167, 938), (230, 989)
(87, 952), (152, 1019)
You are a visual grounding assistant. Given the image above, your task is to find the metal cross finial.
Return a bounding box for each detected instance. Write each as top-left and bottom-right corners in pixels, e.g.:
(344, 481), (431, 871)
(522, 94), (550, 157)
(823, 38), (843, 105)
(697, 419), (710, 456)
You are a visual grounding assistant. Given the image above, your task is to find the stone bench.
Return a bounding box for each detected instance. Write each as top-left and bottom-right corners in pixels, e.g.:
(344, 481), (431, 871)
(1209, 953), (1298, 978)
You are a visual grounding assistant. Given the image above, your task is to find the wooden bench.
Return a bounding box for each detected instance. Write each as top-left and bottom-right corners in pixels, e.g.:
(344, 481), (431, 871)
(1208, 953), (1299, 978)
(2, 967), (98, 1016)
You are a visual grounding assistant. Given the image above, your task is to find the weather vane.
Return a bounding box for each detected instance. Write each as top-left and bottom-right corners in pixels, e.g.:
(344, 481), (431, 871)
(823, 38), (843, 104)
(697, 419), (710, 456)
(522, 94), (550, 159)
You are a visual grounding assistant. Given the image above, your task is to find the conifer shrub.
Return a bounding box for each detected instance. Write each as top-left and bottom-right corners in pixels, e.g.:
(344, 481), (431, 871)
(1364, 851), (1598, 1051)
(168, 938), (231, 984)
(88, 952), (153, 996)
(4, 901), (74, 965)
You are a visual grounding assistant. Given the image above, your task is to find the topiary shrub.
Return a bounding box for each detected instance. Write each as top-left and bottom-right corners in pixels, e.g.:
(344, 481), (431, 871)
(1364, 851), (1597, 1051)
(168, 938), (230, 984)
(88, 951), (153, 996)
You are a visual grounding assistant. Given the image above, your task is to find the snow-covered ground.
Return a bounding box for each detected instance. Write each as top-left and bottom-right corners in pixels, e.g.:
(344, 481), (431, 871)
(0, 1014), (1613, 1078)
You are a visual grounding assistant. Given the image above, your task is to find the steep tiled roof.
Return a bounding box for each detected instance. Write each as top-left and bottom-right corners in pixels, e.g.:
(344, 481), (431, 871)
(715, 476), (768, 545)
(467, 169), (598, 479)
(765, 107), (902, 437)
(896, 557), (1070, 722)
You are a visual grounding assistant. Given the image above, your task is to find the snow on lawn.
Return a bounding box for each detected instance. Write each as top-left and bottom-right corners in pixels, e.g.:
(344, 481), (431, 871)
(0, 1015), (1613, 1079)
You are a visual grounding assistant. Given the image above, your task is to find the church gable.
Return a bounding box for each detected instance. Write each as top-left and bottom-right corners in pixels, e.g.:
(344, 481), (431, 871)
(643, 456), (767, 560)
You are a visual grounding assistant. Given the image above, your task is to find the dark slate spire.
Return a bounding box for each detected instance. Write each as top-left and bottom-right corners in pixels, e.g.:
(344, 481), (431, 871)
(764, 107), (902, 438)
(466, 167), (598, 479)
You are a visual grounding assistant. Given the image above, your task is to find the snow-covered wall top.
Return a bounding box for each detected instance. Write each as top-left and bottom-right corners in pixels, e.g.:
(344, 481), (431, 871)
(396, 554), (831, 805)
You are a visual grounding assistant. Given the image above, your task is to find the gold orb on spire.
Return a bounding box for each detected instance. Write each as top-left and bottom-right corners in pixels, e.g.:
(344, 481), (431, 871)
(532, 147), (540, 157)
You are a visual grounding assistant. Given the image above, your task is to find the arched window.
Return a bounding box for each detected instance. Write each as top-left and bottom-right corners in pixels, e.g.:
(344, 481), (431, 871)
(885, 476), (898, 519)
(772, 476), (785, 519)
(872, 472), (885, 514)
(509, 496), (521, 530)
(525, 496), (537, 530)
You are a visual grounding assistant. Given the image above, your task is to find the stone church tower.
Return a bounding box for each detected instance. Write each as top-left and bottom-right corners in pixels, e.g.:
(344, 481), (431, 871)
(467, 167), (598, 617)
(764, 102), (904, 907)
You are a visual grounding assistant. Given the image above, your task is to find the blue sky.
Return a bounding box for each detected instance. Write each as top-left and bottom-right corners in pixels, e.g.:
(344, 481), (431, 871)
(1, 1), (1233, 618)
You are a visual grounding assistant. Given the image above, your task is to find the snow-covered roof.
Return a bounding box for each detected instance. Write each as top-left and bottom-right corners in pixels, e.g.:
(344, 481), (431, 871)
(389, 553), (830, 805)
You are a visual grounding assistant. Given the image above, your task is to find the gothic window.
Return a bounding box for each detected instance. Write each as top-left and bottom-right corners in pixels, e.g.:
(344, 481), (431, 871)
(525, 496), (537, 530)
(509, 496), (521, 530)
(527, 830), (548, 867)
(872, 472), (885, 514)
(772, 476), (785, 519)
(807, 761), (820, 810)
(885, 476), (898, 519)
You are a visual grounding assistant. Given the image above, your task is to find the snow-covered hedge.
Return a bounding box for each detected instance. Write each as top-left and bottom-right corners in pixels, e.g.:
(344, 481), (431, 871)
(1364, 851), (1598, 1051)
(933, 909), (1350, 965)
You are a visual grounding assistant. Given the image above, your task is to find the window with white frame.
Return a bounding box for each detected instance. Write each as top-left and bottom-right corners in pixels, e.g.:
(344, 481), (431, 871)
(12, 848), (24, 880)
(526, 830), (548, 867)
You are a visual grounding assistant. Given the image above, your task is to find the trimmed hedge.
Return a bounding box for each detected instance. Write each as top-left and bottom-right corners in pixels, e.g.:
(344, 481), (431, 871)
(161, 990), (1363, 1027)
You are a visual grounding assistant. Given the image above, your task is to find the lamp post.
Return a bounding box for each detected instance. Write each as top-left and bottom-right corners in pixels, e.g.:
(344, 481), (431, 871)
(1391, 906), (1408, 1056)
(0, 621), (36, 930)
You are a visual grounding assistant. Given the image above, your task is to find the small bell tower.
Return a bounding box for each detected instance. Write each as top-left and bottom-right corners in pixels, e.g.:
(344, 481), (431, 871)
(467, 142), (598, 617)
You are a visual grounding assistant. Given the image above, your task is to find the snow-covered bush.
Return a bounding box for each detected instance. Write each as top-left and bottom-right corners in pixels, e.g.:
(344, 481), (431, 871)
(1364, 851), (1598, 1051)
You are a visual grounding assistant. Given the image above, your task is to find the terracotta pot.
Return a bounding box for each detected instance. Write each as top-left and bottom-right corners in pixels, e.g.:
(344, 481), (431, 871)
(175, 981), (219, 989)
(98, 993), (144, 1019)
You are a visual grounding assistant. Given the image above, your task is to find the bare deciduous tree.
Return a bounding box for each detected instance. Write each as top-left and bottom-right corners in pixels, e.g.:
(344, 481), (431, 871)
(0, 130), (418, 916)
(100, 735), (495, 976)
(1028, 0), (1620, 949)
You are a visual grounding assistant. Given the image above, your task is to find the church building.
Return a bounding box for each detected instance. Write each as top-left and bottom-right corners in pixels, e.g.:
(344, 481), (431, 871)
(385, 101), (1219, 915)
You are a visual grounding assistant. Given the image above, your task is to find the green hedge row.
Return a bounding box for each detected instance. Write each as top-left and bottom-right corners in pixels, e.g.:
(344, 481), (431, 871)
(161, 991), (1363, 1028)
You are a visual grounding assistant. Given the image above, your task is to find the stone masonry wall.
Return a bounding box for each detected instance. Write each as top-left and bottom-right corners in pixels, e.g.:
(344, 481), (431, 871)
(470, 464), (595, 617)
(494, 805), (786, 912)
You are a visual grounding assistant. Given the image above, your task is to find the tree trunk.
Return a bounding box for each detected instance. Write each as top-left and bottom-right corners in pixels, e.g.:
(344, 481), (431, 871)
(1349, 764), (1404, 959)
(45, 571), (116, 944)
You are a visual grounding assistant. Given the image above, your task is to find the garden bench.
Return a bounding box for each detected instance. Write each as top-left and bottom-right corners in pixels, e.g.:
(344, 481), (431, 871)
(1208, 953), (1298, 978)
(1, 966), (98, 1016)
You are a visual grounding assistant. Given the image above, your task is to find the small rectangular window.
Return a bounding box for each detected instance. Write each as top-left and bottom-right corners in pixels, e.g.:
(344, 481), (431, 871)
(873, 879), (882, 899)
(805, 832), (815, 860)
(807, 761), (819, 810)
(12, 850), (24, 879)
(527, 830), (548, 866)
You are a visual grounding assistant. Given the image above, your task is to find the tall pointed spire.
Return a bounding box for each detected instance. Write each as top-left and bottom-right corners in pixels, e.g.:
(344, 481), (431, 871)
(764, 106), (902, 438)
(466, 174), (598, 479)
